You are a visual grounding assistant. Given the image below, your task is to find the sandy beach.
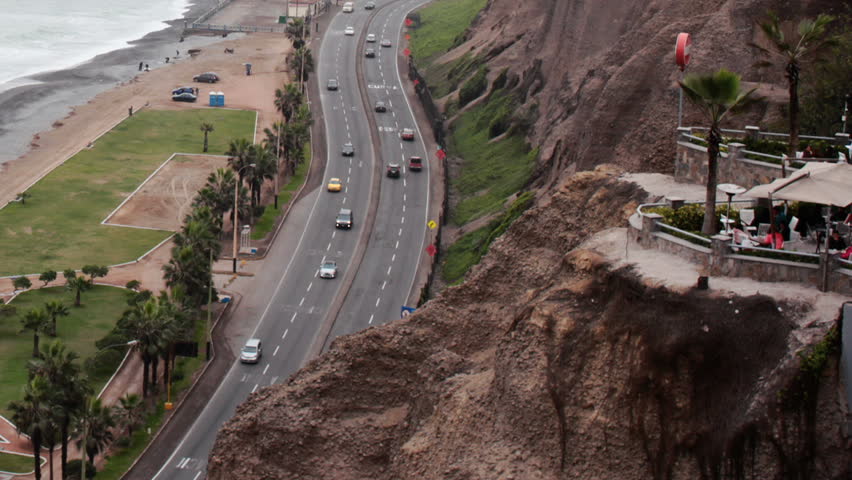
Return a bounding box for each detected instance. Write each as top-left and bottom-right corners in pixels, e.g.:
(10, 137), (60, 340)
(0, 0), (296, 297)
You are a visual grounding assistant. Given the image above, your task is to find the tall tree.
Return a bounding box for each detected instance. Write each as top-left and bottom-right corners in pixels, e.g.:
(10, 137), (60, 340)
(754, 12), (836, 175)
(73, 397), (115, 470)
(289, 47), (315, 83)
(65, 275), (92, 307)
(225, 139), (253, 183)
(680, 69), (757, 235)
(200, 122), (215, 153)
(20, 307), (50, 358)
(13, 276), (32, 291)
(81, 265), (109, 282)
(43, 301), (69, 337)
(245, 144), (277, 210)
(119, 298), (171, 396)
(286, 17), (307, 49)
(8, 376), (53, 480)
(27, 339), (87, 479)
(113, 393), (144, 437)
(39, 270), (57, 287)
(274, 83), (304, 122)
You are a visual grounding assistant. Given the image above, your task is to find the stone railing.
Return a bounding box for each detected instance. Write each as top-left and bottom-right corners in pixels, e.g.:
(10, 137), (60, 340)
(632, 201), (852, 294)
(674, 127), (850, 187)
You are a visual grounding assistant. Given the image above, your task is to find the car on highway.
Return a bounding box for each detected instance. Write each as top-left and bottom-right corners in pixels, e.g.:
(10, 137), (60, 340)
(342, 142), (355, 156)
(374, 101), (387, 112)
(319, 260), (338, 279)
(366, 33), (376, 43)
(327, 78), (339, 90)
(171, 86), (195, 95)
(365, 1), (375, 9)
(239, 338), (262, 364)
(342, 1), (354, 12)
(381, 39), (392, 47)
(193, 72), (219, 83)
(327, 178), (342, 192)
(400, 128), (415, 141)
(365, 48), (376, 58)
(344, 26), (355, 36)
(336, 208), (353, 229)
(172, 92), (197, 102)
(409, 156), (423, 171)
(386, 163), (401, 178)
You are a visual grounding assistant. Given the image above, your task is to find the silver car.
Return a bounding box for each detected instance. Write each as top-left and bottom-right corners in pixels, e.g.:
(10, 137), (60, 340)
(239, 338), (262, 364)
(319, 260), (338, 279)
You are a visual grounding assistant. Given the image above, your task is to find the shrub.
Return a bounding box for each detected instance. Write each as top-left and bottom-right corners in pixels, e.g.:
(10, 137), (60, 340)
(647, 204), (740, 233)
(64, 459), (97, 479)
(12, 276), (32, 291)
(39, 270), (57, 286)
(458, 66), (489, 107)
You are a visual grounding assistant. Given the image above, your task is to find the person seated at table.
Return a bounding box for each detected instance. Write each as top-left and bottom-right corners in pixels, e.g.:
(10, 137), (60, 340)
(828, 230), (848, 251)
(732, 226), (784, 249)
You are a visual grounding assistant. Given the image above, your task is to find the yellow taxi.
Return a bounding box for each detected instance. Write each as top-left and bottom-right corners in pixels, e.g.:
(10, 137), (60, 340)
(327, 177), (343, 192)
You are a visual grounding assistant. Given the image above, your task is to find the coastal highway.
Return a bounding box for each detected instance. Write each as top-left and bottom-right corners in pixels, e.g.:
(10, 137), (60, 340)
(147, 0), (431, 478)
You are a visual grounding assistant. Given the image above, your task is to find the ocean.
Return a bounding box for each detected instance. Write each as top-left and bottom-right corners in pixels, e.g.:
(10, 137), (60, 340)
(0, 0), (190, 92)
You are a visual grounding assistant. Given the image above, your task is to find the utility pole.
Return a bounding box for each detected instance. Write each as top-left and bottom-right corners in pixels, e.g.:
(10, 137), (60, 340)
(275, 121), (281, 208)
(843, 94), (849, 134)
(299, 16), (307, 93)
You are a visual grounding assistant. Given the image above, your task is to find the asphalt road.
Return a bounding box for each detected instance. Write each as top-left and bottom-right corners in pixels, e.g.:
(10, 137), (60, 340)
(149, 0), (431, 478)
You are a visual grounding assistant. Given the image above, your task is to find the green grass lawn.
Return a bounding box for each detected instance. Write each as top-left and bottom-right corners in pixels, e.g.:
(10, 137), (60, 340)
(0, 109), (255, 276)
(448, 93), (537, 225)
(0, 451), (37, 474)
(252, 143), (311, 240)
(409, 0), (488, 68)
(0, 286), (130, 417)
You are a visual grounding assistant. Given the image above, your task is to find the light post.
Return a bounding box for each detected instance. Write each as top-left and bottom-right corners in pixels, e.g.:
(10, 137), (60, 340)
(275, 121), (282, 209)
(233, 164), (256, 273)
(82, 340), (138, 479)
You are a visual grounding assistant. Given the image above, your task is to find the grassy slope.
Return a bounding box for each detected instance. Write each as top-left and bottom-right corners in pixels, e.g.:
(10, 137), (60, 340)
(409, 0), (487, 67)
(0, 109), (255, 276)
(0, 285), (128, 417)
(0, 452), (37, 474)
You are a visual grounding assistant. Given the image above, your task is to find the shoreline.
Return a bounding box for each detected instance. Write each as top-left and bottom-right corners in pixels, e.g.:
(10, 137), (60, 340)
(0, 0), (220, 165)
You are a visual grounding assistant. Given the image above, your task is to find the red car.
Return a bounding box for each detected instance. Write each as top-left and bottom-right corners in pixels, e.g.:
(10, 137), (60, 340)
(400, 128), (415, 141)
(408, 156), (422, 171)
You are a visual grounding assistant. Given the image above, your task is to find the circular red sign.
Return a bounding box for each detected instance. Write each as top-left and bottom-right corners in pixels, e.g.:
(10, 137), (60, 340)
(675, 33), (691, 71)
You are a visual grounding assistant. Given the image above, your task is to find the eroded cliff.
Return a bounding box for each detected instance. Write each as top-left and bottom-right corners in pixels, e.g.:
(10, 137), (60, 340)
(207, 168), (849, 479)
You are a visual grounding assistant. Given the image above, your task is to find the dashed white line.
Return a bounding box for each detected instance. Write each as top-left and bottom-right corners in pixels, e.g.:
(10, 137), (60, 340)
(387, 265), (392, 275)
(332, 230), (336, 238)
(270, 376), (278, 385)
(326, 242), (332, 251)
(299, 297), (305, 306)
(398, 228), (403, 236)
(273, 345), (280, 356)
(251, 384), (258, 393)
(403, 178), (407, 187)
(402, 205), (406, 212)
(348, 167), (352, 174)
(395, 240), (399, 249)
(282, 328), (289, 339)
(403, 193), (407, 202)
(375, 297), (381, 307)
(291, 312), (297, 323)
(263, 364), (270, 375)
(382, 280), (387, 290)
(307, 282), (313, 292)
(392, 253), (396, 262)
(369, 314), (374, 324)
(193, 472), (202, 480)
(342, 197), (347, 204)
(401, 216), (405, 224)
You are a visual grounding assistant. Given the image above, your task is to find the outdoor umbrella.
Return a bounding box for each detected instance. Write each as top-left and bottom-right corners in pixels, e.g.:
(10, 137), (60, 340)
(744, 161), (852, 207)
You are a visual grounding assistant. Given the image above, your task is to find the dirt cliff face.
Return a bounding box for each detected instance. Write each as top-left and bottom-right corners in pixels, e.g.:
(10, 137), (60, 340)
(444, 0), (843, 179)
(207, 168), (849, 479)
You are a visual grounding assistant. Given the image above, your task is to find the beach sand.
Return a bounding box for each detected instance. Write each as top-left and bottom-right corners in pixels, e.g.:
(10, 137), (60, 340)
(0, 0), (295, 297)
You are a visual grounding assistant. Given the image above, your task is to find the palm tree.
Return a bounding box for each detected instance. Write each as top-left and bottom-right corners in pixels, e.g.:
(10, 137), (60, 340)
(680, 69), (757, 235)
(200, 122), (215, 153)
(754, 12), (835, 176)
(274, 83), (303, 122)
(8, 376), (52, 480)
(119, 299), (171, 396)
(20, 308), (50, 358)
(26, 339), (87, 479)
(289, 47), (314, 83)
(225, 139), (253, 183)
(65, 276), (92, 307)
(286, 17), (307, 49)
(73, 396), (115, 472)
(194, 168), (236, 221)
(44, 301), (69, 337)
(113, 394), (143, 437)
(243, 144), (276, 210)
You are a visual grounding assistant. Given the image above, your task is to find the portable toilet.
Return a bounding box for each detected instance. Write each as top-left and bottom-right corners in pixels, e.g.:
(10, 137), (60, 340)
(208, 91), (217, 106)
(217, 92), (225, 107)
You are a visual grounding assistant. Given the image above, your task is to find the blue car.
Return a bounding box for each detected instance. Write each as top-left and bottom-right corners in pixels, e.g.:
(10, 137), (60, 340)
(171, 86), (195, 95)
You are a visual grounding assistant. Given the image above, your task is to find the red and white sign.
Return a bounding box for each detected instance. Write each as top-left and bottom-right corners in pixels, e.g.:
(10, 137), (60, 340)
(675, 33), (691, 71)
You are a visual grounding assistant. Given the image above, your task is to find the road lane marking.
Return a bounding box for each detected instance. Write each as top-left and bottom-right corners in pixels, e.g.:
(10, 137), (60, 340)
(307, 282), (313, 292)
(282, 329), (289, 339)
(251, 384), (258, 393)
(375, 297), (381, 307)
(403, 193), (406, 202)
(332, 230), (336, 238)
(342, 197), (347, 204)
(273, 345), (280, 356)
(403, 178), (407, 187)
(401, 216), (405, 224)
(177, 458), (190, 468)
(398, 228), (403, 236)
(382, 280), (387, 290)
(395, 240), (399, 249)
(263, 364), (270, 375)
(387, 266), (392, 275)
(403, 205), (406, 212)
(299, 297), (305, 306)
(291, 312), (297, 323)
(241, 374), (247, 382)
(270, 376), (278, 385)
(369, 314), (374, 324)
(193, 472), (202, 480)
(392, 253), (396, 262)
(327, 242), (332, 251)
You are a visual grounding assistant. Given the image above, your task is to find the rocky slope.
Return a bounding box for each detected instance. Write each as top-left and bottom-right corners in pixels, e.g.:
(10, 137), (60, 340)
(442, 0), (844, 181)
(207, 168), (849, 479)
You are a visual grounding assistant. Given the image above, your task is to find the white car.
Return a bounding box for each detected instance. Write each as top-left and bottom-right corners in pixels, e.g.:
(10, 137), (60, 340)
(344, 26), (355, 36)
(366, 33), (376, 43)
(319, 260), (338, 279)
(239, 339), (262, 364)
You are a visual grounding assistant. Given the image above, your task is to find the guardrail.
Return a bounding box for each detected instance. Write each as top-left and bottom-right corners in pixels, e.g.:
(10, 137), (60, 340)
(190, 23), (288, 33)
(657, 222), (712, 245)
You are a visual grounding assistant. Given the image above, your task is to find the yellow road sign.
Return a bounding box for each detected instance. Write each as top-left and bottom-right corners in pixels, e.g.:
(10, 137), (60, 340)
(427, 220), (437, 229)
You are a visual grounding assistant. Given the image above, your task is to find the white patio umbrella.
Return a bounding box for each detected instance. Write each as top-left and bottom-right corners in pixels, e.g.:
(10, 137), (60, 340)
(744, 161), (852, 207)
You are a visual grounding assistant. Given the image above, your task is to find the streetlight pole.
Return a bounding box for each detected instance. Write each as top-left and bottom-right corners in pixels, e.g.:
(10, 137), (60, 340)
(232, 164), (256, 273)
(275, 121), (281, 209)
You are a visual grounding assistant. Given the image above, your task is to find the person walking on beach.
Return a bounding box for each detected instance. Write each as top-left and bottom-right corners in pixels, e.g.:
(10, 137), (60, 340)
(128, 106), (133, 117)
(165, 57), (170, 63)
(145, 64), (149, 71)
(138, 61), (143, 71)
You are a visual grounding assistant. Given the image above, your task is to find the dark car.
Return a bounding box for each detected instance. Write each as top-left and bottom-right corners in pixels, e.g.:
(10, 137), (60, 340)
(386, 163), (401, 178)
(365, 1), (375, 9)
(327, 78), (339, 91)
(365, 48), (376, 58)
(409, 156), (423, 171)
(172, 92), (197, 102)
(193, 72), (219, 83)
(374, 101), (387, 112)
(336, 208), (353, 229)
(171, 86), (195, 95)
(342, 142), (355, 156)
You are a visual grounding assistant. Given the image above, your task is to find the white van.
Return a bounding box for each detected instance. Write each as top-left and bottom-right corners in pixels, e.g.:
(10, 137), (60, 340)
(342, 2), (354, 12)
